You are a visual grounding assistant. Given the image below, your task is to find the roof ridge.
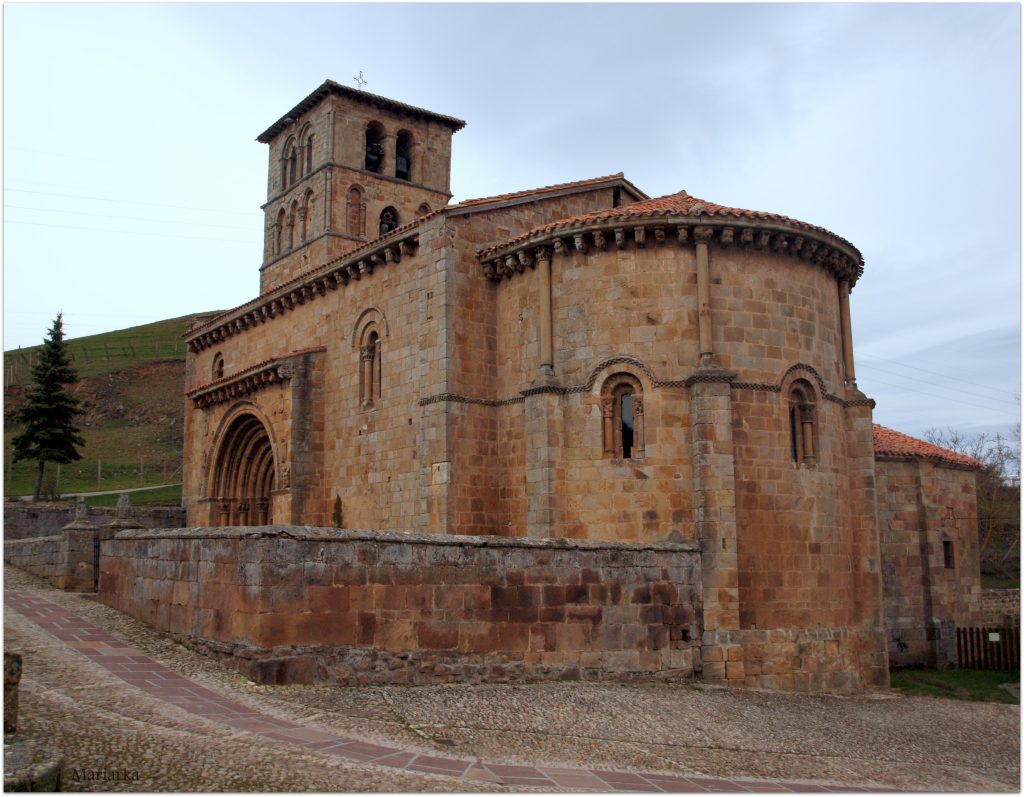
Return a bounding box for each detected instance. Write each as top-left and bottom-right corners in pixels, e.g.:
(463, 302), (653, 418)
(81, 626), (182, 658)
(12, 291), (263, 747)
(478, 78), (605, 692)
(450, 172), (640, 210)
(872, 423), (983, 469)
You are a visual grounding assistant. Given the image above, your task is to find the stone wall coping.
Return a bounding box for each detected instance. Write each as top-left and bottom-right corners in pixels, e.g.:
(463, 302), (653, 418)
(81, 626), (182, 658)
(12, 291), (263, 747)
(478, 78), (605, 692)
(108, 525), (701, 553)
(4, 536), (63, 547)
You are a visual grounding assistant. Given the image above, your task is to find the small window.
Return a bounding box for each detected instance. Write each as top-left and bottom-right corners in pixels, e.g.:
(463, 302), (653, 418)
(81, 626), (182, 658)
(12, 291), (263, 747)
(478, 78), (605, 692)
(395, 130), (413, 181)
(417, 203), (431, 217)
(943, 540), (954, 569)
(212, 353), (224, 380)
(274, 208), (286, 255)
(788, 380), (816, 465)
(287, 200), (298, 250)
(305, 134), (314, 174)
(379, 206), (399, 236)
(282, 138), (298, 187)
(347, 185), (365, 237)
(360, 327), (381, 408)
(365, 122), (385, 173)
(601, 373), (644, 459)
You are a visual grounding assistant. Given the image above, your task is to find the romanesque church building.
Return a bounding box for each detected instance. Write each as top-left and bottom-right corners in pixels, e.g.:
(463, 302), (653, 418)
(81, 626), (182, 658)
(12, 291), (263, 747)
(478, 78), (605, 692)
(171, 81), (983, 692)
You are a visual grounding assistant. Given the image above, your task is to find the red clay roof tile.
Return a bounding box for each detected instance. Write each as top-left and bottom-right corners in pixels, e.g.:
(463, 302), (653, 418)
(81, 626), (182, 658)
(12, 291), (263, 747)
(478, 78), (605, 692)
(477, 189), (862, 261)
(873, 424), (983, 470)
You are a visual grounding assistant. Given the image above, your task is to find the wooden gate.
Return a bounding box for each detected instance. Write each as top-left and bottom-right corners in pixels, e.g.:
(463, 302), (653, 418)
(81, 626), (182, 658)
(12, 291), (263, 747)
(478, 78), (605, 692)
(956, 626), (1020, 670)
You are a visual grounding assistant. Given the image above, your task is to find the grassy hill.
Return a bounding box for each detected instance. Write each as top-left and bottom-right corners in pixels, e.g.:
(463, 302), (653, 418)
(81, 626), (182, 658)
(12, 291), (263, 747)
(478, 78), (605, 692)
(3, 314), (216, 504)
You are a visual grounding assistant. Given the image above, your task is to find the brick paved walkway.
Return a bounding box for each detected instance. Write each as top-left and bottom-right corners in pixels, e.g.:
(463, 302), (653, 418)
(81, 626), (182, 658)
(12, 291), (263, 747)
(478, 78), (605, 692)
(5, 588), (884, 792)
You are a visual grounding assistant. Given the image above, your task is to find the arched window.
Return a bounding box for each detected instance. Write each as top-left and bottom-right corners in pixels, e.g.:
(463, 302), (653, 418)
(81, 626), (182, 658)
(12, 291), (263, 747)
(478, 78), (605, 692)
(379, 206), (399, 236)
(601, 373), (645, 459)
(359, 326), (381, 408)
(212, 352), (224, 380)
(395, 130), (413, 181)
(788, 380), (817, 465)
(301, 190), (314, 241)
(304, 133), (314, 174)
(347, 185), (365, 237)
(274, 208), (286, 255)
(287, 200), (298, 250)
(417, 203), (431, 217)
(365, 121), (385, 173)
(282, 138), (298, 188)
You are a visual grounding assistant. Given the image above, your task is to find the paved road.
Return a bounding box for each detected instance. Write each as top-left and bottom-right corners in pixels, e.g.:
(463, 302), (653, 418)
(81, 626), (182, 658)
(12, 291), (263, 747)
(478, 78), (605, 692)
(3, 565), (1019, 792)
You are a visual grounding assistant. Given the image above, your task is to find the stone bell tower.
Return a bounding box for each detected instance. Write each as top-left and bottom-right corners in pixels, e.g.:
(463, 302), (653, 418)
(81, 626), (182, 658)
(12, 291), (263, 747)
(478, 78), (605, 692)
(255, 80), (466, 293)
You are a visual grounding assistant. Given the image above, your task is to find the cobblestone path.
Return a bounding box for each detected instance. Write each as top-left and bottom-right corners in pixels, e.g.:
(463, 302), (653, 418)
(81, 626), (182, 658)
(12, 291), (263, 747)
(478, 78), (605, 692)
(4, 567), (1019, 792)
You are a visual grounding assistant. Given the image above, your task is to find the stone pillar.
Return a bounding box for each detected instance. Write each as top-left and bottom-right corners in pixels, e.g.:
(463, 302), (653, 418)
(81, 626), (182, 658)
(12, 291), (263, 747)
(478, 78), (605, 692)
(523, 388), (562, 538)
(838, 278), (856, 386)
(687, 369), (742, 682)
(694, 227), (715, 365)
(537, 247), (554, 377)
(843, 392), (890, 688)
(100, 494), (144, 596)
(60, 501), (99, 592)
(4, 652), (22, 735)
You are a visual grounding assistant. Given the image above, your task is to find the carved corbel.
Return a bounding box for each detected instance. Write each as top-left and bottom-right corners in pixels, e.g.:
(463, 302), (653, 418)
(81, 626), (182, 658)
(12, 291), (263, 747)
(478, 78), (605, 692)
(739, 228), (755, 248)
(384, 246), (398, 264)
(187, 340), (199, 354)
(505, 254), (520, 274)
(771, 234), (788, 253)
(653, 226), (666, 245)
(755, 230), (771, 250)
(483, 261), (498, 280)
(517, 250), (534, 270)
(693, 226), (714, 244)
(573, 234), (587, 254)
(614, 228), (626, 249)
(351, 262), (364, 279)
(633, 227), (646, 248)
(552, 238), (569, 257)
(399, 238), (417, 257)
(801, 240), (819, 261)
(677, 226), (689, 246)
(719, 227), (735, 247)
(593, 230), (607, 250)
(534, 245), (552, 263)
(790, 236), (804, 257)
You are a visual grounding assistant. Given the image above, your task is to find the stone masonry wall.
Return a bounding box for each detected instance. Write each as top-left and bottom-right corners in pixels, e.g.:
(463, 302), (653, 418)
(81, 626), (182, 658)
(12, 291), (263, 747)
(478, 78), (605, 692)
(3, 502), (185, 540)
(976, 589), (1020, 626)
(99, 526), (702, 686)
(877, 458), (981, 667)
(4, 530), (96, 592)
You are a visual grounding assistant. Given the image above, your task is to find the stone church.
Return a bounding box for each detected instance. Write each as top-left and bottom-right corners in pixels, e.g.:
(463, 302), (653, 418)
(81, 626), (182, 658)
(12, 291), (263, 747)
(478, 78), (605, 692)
(168, 80), (982, 691)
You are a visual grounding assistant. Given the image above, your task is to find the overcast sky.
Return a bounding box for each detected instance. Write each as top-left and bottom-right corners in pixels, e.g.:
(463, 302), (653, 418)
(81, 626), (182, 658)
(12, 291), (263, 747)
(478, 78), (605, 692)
(3, 3), (1020, 443)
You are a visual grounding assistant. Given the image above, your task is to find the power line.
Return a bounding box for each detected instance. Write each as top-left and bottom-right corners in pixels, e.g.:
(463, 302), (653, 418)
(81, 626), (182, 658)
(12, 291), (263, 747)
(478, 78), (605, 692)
(863, 373), (1013, 415)
(5, 204), (260, 231)
(5, 187), (253, 216)
(858, 351), (1018, 400)
(858, 360), (1018, 406)
(4, 217), (251, 241)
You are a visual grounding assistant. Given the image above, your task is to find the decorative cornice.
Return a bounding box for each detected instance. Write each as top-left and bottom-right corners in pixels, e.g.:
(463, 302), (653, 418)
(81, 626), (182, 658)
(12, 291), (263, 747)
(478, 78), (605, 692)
(478, 217), (862, 287)
(185, 230), (419, 353)
(684, 368), (738, 387)
(187, 348), (324, 409)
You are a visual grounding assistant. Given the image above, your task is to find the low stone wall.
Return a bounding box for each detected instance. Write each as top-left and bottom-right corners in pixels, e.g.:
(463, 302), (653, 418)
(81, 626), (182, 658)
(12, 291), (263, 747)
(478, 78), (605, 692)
(704, 625), (890, 693)
(3, 530), (96, 592)
(3, 501), (185, 541)
(976, 589), (1020, 626)
(99, 526), (703, 685)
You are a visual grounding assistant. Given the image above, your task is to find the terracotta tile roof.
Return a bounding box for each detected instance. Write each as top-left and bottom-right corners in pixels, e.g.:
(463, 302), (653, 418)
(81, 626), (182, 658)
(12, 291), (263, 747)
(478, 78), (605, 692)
(257, 79), (466, 143)
(873, 424), (983, 470)
(448, 173), (647, 213)
(477, 189), (862, 263)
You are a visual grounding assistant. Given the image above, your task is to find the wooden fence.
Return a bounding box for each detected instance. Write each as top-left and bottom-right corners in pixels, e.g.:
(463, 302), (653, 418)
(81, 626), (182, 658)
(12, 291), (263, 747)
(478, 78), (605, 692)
(956, 626), (1020, 670)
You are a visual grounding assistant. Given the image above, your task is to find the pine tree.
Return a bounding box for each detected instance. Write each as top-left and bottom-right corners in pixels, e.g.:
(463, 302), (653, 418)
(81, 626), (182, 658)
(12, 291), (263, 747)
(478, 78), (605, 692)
(11, 313), (86, 501)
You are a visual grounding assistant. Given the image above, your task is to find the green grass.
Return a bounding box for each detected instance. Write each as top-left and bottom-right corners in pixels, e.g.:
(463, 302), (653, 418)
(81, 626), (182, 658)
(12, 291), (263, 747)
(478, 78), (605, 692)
(982, 574), (1020, 590)
(84, 484), (182, 507)
(890, 667), (1019, 704)
(4, 424), (182, 497)
(3, 313), (214, 384)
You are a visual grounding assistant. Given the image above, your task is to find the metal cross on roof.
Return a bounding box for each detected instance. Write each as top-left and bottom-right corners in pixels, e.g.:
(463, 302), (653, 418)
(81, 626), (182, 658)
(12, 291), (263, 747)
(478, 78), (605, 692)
(353, 71), (367, 90)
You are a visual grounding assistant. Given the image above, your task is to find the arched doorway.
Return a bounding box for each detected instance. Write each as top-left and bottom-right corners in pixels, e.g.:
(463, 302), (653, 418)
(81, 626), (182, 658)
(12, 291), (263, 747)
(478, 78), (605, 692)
(210, 413), (276, 526)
